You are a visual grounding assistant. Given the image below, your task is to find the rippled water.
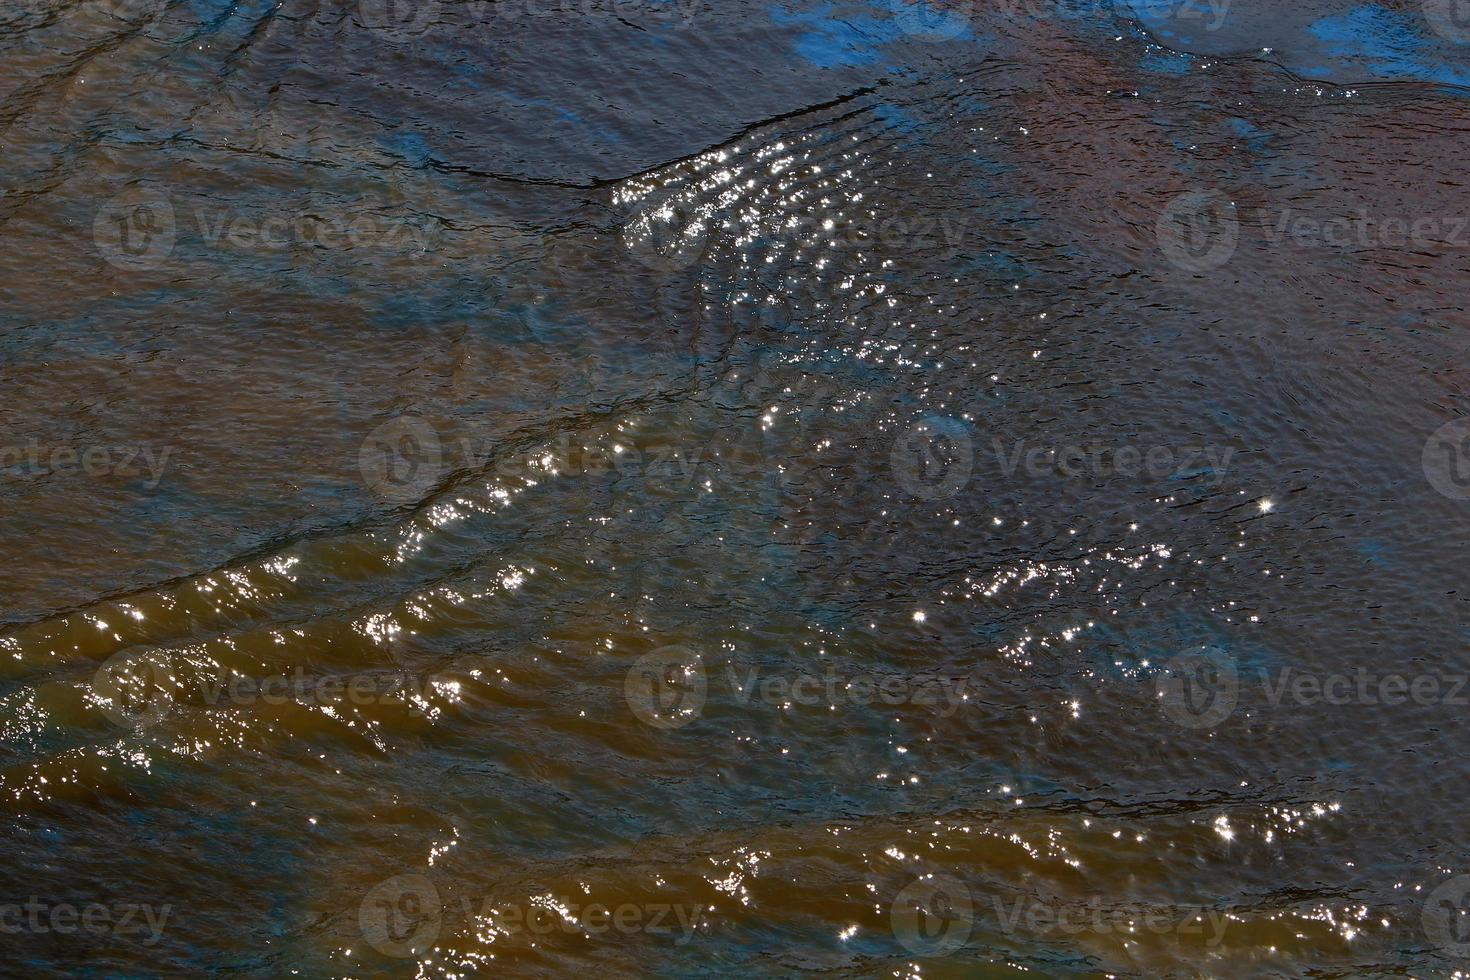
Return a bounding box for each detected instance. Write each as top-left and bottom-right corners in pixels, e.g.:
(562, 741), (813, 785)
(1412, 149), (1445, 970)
(4, 0), (1470, 976)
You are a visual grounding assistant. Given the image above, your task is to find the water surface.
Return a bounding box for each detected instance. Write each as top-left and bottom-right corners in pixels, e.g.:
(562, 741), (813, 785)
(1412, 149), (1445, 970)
(2, 0), (1470, 975)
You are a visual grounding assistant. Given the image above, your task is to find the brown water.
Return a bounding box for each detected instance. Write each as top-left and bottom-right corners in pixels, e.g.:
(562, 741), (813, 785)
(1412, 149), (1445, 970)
(3, 0), (1470, 976)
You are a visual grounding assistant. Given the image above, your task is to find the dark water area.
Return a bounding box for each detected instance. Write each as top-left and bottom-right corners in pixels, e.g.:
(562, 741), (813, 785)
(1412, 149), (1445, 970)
(3, 0), (1470, 976)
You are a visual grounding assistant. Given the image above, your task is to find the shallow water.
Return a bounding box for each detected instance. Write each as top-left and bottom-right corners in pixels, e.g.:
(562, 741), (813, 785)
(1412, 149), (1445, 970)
(3, 0), (1470, 976)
